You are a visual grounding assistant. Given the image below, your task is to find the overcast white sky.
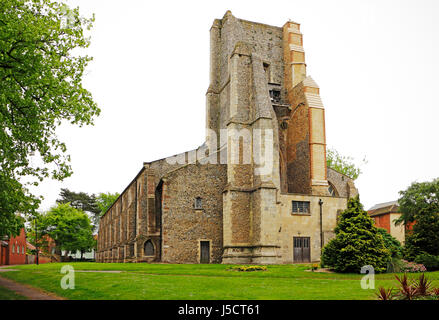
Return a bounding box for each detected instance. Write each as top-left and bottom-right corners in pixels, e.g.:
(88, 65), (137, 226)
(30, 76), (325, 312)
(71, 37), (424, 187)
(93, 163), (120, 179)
(32, 0), (439, 212)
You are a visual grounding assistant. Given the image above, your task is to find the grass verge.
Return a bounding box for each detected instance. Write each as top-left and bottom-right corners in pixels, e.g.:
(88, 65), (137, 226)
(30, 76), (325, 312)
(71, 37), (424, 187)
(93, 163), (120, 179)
(1, 263), (438, 300)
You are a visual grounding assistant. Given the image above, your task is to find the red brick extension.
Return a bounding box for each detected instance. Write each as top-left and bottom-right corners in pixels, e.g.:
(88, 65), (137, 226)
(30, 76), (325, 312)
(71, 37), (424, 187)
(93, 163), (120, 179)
(0, 228), (27, 265)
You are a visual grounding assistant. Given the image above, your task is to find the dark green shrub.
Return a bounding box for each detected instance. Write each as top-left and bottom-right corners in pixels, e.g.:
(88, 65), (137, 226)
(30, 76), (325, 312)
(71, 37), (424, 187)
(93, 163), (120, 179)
(320, 240), (338, 268)
(403, 240), (420, 261)
(387, 257), (406, 273)
(377, 228), (403, 258)
(401, 210), (439, 260)
(414, 253), (439, 271)
(321, 196), (391, 273)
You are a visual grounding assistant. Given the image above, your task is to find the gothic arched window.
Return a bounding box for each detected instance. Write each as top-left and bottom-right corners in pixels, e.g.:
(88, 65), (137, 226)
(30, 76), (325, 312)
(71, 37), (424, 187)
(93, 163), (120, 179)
(144, 240), (154, 256)
(328, 182), (338, 197)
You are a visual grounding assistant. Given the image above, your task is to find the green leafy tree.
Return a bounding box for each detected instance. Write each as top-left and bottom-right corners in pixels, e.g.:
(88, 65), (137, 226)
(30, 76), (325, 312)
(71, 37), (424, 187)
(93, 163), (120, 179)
(326, 148), (366, 180)
(395, 178), (439, 226)
(96, 192), (120, 216)
(37, 203), (95, 258)
(56, 189), (119, 230)
(26, 211), (51, 254)
(321, 196), (390, 273)
(0, 210), (25, 237)
(0, 0), (99, 236)
(57, 188), (100, 229)
(403, 209), (439, 260)
(1, 171), (39, 237)
(395, 178), (439, 260)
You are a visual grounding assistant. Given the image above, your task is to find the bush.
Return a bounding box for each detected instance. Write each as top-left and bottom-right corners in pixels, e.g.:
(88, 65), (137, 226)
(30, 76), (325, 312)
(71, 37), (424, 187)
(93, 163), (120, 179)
(386, 258), (427, 273)
(387, 257), (406, 273)
(401, 260), (427, 273)
(377, 228), (403, 258)
(320, 240), (338, 268)
(228, 265), (267, 272)
(403, 240), (420, 261)
(321, 196), (391, 273)
(414, 253), (439, 271)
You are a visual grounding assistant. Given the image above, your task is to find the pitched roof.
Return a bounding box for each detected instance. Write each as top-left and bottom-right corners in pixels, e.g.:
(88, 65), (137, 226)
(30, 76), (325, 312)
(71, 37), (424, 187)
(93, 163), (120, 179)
(26, 242), (36, 250)
(368, 201), (398, 210)
(368, 201), (399, 216)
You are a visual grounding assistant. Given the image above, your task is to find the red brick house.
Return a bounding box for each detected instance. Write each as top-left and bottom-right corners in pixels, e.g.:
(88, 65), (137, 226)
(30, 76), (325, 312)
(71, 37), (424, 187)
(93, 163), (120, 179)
(0, 228), (27, 265)
(368, 201), (413, 244)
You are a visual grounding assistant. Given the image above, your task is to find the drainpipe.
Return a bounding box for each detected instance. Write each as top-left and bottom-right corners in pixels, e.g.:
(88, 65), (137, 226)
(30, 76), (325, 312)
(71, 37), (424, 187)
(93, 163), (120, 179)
(319, 199), (324, 253)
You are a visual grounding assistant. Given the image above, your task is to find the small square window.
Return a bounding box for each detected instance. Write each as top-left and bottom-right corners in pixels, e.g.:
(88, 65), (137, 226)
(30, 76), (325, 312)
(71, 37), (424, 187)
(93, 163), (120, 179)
(269, 89), (281, 103)
(292, 201), (310, 214)
(195, 197), (203, 210)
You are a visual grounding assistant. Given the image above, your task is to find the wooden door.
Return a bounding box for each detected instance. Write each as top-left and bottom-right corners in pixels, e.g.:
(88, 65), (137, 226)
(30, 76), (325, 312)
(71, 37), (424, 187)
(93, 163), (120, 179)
(1, 246), (9, 265)
(200, 241), (210, 264)
(293, 237), (310, 263)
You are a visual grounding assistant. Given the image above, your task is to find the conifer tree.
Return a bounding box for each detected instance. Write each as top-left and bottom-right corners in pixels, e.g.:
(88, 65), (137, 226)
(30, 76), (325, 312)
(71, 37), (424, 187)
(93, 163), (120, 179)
(321, 196), (390, 273)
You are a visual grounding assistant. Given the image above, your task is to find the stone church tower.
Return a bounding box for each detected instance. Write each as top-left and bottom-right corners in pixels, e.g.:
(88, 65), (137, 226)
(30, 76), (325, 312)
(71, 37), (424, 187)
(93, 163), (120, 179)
(96, 11), (358, 265)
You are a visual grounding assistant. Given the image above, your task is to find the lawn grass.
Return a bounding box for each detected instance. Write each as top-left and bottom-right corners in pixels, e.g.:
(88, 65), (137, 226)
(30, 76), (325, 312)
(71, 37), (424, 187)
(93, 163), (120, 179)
(0, 284), (27, 300)
(1, 262), (438, 300)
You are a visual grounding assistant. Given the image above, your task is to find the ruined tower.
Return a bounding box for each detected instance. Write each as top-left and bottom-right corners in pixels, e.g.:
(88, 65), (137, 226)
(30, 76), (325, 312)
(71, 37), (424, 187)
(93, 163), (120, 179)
(96, 12), (358, 265)
(206, 11), (348, 264)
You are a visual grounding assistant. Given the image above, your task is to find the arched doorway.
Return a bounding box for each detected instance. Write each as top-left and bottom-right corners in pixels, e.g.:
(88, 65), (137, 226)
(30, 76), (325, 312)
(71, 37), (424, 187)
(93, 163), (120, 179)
(144, 240), (154, 256)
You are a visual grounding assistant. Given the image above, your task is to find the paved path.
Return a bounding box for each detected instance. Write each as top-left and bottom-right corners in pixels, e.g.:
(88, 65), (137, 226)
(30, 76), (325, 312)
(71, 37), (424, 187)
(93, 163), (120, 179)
(0, 268), (19, 272)
(0, 268), (63, 300)
(75, 270), (122, 273)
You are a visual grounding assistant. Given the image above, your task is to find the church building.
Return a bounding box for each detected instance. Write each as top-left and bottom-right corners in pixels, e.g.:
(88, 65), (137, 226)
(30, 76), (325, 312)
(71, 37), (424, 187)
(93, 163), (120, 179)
(96, 11), (358, 264)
